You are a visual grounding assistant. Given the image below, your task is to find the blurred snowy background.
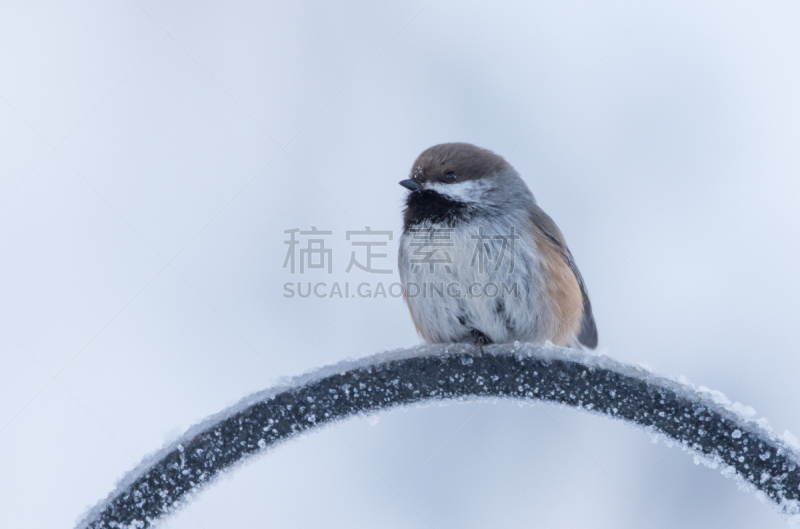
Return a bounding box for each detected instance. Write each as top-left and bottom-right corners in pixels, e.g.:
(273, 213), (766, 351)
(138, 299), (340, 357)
(1, 0), (799, 527)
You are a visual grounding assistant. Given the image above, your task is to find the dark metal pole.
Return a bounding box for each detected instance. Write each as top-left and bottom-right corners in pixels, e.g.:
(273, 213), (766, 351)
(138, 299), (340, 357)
(76, 344), (800, 528)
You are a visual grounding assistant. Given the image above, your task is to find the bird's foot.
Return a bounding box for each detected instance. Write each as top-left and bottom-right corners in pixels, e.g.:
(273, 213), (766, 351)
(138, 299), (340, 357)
(470, 329), (491, 354)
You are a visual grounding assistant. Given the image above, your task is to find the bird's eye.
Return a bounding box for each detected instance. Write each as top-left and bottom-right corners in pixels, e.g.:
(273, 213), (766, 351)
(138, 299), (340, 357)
(444, 172), (457, 182)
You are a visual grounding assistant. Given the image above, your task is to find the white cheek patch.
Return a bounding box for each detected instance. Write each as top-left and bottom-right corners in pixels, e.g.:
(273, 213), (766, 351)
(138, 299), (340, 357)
(425, 180), (489, 203)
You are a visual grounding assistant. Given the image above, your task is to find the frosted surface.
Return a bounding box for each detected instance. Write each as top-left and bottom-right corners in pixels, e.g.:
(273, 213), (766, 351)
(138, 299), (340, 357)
(78, 344), (800, 528)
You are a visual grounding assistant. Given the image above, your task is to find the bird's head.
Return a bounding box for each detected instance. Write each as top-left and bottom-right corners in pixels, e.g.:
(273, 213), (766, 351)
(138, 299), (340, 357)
(400, 143), (532, 227)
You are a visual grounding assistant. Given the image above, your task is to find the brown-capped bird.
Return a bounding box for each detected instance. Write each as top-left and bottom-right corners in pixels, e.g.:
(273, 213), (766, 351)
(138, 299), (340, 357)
(398, 142), (597, 349)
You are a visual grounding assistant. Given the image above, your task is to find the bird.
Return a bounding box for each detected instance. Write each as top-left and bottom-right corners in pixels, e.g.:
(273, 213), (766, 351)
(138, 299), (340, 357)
(398, 142), (597, 349)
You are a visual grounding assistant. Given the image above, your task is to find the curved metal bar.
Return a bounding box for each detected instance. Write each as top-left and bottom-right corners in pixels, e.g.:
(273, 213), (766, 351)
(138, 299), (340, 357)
(76, 344), (800, 528)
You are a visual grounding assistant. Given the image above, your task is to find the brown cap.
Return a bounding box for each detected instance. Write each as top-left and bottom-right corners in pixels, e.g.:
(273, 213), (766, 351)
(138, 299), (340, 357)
(410, 143), (508, 184)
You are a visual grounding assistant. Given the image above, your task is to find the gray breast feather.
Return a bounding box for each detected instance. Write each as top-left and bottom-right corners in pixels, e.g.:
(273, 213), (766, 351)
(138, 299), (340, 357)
(399, 212), (551, 344)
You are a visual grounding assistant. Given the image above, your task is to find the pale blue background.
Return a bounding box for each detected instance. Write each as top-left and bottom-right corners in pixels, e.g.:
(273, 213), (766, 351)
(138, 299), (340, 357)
(1, 1), (799, 527)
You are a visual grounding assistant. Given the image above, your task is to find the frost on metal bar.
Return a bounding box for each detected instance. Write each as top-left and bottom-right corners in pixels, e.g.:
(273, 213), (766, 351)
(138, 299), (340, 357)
(76, 343), (800, 528)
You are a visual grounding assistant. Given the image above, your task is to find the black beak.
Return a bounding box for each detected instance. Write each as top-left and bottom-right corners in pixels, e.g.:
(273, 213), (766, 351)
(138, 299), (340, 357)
(399, 179), (422, 192)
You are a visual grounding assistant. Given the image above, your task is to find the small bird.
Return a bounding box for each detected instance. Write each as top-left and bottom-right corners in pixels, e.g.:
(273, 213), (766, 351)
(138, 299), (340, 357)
(398, 142), (597, 349)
